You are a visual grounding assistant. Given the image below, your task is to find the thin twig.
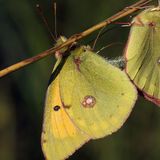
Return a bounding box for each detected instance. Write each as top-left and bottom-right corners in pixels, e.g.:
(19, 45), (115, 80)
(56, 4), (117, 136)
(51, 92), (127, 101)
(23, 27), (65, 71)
(0, 0), (151, 78)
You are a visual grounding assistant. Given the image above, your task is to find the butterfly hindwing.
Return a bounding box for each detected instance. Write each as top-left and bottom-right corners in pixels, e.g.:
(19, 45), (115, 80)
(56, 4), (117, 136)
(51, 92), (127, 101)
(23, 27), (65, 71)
(59, 46), (137, 139)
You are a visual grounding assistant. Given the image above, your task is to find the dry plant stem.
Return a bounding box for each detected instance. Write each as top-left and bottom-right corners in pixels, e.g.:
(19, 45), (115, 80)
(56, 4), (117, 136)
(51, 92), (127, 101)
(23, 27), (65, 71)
(0, 0), (151, 78)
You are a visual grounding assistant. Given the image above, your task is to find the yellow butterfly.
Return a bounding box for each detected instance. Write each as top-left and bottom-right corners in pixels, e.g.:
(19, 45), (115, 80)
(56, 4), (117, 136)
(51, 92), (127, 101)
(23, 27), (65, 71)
(41, 37), (137, 160)
(124, 7), (160, 106)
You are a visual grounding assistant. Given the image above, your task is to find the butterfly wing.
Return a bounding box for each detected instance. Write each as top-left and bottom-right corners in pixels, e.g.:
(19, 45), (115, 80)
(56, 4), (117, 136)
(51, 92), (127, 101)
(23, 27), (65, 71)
(42, 46), (137, 160)
(125, 8), (160, 105)
(42, 60), (89, 160)
(59, 46), (137, 139)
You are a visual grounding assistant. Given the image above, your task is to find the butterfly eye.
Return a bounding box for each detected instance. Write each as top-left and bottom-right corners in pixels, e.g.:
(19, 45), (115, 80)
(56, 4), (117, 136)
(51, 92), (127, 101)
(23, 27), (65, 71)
(82, 95), (96, 108)
(53, 105), (61, 111)
(83, 48), (86, 52)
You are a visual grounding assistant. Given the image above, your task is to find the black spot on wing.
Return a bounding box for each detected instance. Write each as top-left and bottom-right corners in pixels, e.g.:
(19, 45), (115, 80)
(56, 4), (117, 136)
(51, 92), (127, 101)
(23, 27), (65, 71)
(53, 105), (61, 111)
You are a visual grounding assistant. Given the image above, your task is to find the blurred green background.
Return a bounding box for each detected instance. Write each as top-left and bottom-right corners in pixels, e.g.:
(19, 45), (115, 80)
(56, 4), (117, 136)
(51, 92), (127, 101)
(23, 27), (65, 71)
(0, 0), (160, 160)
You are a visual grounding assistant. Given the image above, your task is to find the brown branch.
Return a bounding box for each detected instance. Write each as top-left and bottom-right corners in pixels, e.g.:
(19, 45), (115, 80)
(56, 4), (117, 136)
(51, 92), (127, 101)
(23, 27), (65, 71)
(0, 0), (151, 78)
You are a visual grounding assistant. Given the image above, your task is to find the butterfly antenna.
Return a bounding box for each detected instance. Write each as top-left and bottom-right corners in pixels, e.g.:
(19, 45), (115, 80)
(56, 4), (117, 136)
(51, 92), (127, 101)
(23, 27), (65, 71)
(52, 1), (58, 39)
(92, 23), (125, 50)
(96, 42), (123, 54)
(87, 25), (119, 45)
(92, 26), (105, 50)
(36, 4), (56, 42)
